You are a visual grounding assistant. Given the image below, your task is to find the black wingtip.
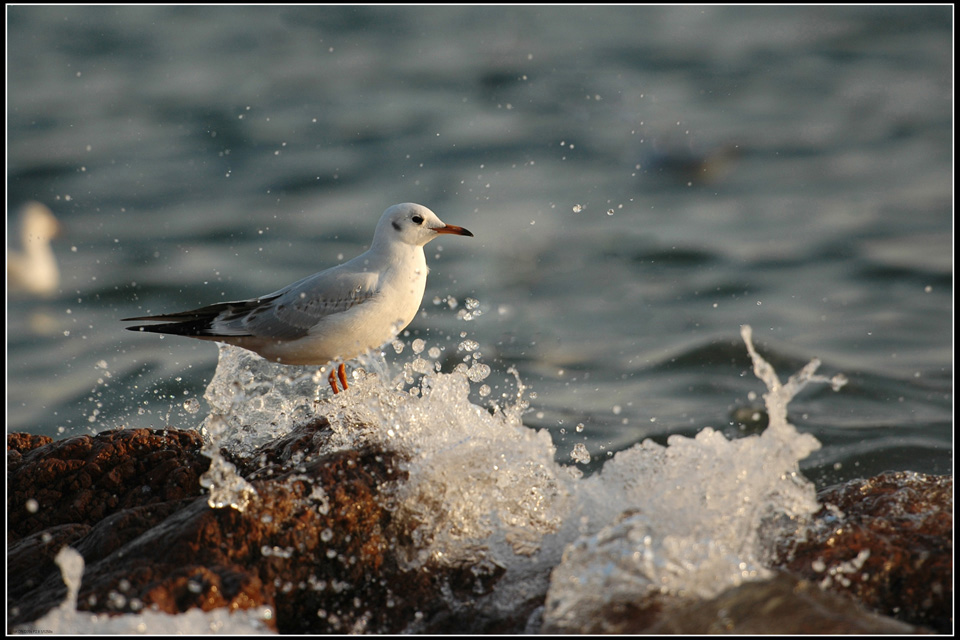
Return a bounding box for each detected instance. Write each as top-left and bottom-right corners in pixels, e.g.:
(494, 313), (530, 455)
(124, 323), (168, 334)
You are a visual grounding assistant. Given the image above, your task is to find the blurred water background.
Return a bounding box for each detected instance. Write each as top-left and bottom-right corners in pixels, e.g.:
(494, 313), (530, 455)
(7, 5), (953, 488)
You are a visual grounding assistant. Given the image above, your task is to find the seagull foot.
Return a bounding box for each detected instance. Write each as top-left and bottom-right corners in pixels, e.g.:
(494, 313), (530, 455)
(328, 363), (349, 394)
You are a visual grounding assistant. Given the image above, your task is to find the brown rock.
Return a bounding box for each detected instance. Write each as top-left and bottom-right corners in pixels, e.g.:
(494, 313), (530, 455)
(7, 421), (489, 633)
(8, 428), (209, 541)
(7, 428), (210, 627)
(7, 524), (91, 608)
(772, 471), (952, 632)
(8, 432), (54, 455)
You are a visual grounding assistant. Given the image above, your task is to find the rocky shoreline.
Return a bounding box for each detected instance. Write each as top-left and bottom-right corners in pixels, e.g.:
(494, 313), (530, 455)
(8, 426), (952, 633)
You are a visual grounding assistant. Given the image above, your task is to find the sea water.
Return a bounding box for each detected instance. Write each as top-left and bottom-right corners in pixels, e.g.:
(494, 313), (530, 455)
(7, 7), (952, 489)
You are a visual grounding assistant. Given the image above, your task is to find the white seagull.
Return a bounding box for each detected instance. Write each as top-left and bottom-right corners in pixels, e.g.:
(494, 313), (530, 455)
(8, 201), (61, 297)
(124, 203), (473, 393)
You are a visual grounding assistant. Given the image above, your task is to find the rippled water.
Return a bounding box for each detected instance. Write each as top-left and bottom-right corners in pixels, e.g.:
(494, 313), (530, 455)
(7, 6), (953, 490)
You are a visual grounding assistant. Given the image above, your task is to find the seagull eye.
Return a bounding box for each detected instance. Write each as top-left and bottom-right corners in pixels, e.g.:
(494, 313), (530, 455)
(411, 215), (424, 225)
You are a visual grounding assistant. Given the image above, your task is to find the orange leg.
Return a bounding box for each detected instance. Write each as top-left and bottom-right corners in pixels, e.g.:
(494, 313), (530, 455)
(327, 363), (349, 394)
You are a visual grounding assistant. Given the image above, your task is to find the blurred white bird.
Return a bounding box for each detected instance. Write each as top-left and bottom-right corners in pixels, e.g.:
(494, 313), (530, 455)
(124, 202), (473, 393)
(8, 201), (62, 297)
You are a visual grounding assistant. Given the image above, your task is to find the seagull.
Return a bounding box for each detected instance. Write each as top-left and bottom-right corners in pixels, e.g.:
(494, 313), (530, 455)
(8, 201), (61, 297)
(124, 203), (473, 393)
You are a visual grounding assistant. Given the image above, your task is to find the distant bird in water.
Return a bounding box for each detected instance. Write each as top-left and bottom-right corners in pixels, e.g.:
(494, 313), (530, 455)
(8, 201), (61, 297)
(639, 141), (741, 186)
(124, 203), (473, 394)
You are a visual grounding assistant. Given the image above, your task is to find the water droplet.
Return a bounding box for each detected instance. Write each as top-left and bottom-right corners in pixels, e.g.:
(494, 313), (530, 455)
(467, 363), (491, 382)
(570, 442), (592, 464)
(458, 339), (479, 352)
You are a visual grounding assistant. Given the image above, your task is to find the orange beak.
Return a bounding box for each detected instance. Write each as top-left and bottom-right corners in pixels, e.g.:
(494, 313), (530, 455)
(433, 224), (473, 237)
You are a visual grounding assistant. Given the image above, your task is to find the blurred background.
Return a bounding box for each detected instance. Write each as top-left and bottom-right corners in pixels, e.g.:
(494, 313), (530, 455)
(7, 6), (952, 487)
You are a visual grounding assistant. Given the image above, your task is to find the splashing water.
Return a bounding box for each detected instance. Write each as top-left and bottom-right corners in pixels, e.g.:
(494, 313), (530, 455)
(541, 325), (845, 631)
(323, 366), (575, 567)
(196, 337), (575, 573)
(56, 547), (84, 612)
(199, 411), (258, 511)
(202, 343), (329, 452)
(135, 323), (842, 630)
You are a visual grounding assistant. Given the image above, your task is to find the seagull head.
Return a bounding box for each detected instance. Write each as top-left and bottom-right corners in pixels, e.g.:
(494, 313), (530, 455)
(21, 202), (61, 244)
(376, 203), (473, 248)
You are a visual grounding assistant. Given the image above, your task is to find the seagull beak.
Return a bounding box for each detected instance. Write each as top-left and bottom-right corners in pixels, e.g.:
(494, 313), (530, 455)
(433, 224), (474, 237)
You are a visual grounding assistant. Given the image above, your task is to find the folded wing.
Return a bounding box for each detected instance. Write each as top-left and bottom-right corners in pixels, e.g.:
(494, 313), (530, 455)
(124, 268), (381, 341)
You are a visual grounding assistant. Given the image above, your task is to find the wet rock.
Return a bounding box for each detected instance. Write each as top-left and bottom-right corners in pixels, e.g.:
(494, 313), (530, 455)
(542, 571), (920, 634)
(7, 428), (210, 626)
(7, 524), (91, 607)
(649, 572), (919, 634)
(7, 432), (53, 462)
(8, 428), (209, 542)
(7, 422), (490, 633)
(771, 471), (952, 633)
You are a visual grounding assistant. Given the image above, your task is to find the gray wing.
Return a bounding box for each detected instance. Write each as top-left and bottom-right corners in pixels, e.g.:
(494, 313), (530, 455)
(124, 266), (380, 341)
(221, 267), (381, 340)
